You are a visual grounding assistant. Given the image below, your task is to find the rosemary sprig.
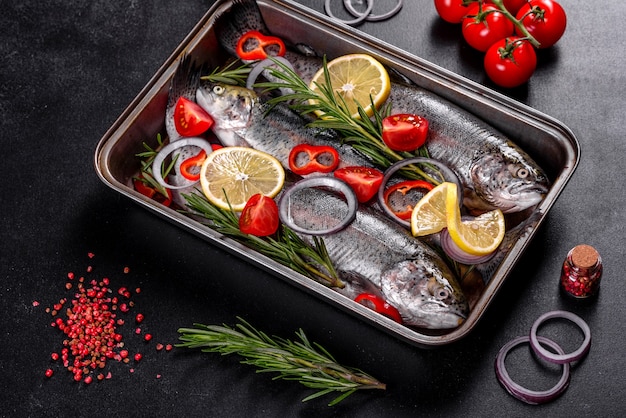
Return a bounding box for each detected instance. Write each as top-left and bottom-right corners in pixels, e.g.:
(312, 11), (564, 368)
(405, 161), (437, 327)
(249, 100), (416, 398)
(200, 59), (250, 86)
(183, 192), (343, 288)
(134, 133), (178, 199)
(177, 317), (386, 406)
(257, 57), (440, 183)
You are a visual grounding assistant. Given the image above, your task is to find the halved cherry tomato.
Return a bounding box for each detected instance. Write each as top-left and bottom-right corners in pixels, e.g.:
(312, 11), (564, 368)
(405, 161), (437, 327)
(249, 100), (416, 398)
(239, 194), (280, 237)
(484, 37), (537, 88)
(354, 293), (402, 323)
(133, 175), (173, 207)
(174, 97), (214, 137)
(236, 30), (286, 61)
(180, 150), (207, 181)
(462, 3), (515, 52)
(383, 179), (435, 220)
(433, 0), (472, 24)
(515, 0), (567, 48)
(288, 144), (340, 175)
(334, 166), (384, 203)
(382, 113), (429, 152)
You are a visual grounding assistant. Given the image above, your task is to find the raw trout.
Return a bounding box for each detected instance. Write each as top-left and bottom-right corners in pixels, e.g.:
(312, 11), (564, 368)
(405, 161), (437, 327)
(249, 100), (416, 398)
(282, 186), (468, 329)
(214, 0), (550, 214)
(165, 58), (468, 329)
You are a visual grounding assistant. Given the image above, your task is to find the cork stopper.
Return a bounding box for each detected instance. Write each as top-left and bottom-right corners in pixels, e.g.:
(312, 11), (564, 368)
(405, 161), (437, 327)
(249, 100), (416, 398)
(571, 244), (599, 268)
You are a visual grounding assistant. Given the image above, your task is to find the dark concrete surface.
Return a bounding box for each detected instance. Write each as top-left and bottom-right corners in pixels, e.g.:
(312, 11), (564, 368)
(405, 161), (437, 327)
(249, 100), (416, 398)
(2, 0), (625, 416)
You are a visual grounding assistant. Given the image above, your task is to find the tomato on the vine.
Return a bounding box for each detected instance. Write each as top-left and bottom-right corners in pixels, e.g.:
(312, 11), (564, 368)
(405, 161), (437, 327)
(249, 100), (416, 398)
(174, 97), (214, 137)
(484, 36), (537, 88)
(515, 0), (567, 48)
(462, 3), (515, 52)
(382, 113), (429, 152)
(501, 0), (528, 15)
(239, 194), (280, 237)
(433, 0), (471, 24)
(334, 166), (384, 203)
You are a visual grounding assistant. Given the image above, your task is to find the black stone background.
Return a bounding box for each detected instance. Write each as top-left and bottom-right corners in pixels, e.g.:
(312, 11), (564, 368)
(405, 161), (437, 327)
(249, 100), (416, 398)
(1, 0), (625, 416)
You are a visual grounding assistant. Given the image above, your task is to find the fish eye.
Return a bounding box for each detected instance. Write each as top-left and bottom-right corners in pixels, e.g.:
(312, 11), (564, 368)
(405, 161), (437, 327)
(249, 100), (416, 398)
(516, 168), (529, 179)
(427, 278), (450, 300)
(213, 85), (225, 95)
(435, 288), (450, 300)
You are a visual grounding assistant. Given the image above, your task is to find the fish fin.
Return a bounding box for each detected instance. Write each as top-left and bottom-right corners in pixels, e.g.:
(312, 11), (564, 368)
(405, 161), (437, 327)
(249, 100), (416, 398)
(334, 271), (382, 301)
(214, 0), (270, 56)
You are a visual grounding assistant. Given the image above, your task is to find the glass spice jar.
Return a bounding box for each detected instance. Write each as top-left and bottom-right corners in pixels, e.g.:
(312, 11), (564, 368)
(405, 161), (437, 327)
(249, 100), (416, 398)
(560, 244), (603, 298)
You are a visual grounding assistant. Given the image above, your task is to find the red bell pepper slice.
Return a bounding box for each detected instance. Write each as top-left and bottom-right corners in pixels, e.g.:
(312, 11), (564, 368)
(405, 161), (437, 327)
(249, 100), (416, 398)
(383, 179), (434, 220)
(236, 30), (286, 61)
(133, 175), (173, 207)
(180, 150), (207, 181)
(288, 144), (340, 175)
(354, 293), (402, 324)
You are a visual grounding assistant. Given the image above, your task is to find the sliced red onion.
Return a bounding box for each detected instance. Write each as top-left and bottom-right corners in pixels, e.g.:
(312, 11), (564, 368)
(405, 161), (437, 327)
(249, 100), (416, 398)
(151, 137), (213, 190)
(246, 57), (295, 90)
(495, 335), (571, 405)
(529, 310), (592, 364)
(377, 157), (462, 228)
(278, 177), (358, 236)
(343, 0), (403, 22)
(324, 0), (373, 25)
(440, 228), (496, 265)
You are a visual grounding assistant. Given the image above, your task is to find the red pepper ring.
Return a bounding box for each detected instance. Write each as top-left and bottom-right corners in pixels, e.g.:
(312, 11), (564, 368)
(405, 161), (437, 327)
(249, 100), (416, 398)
(383, 179), (434, 220)
(180, 149), (207, 181)
(354, 293), (402, 324)
(236, 30), (286, 61)
(288, 144), (340, 176)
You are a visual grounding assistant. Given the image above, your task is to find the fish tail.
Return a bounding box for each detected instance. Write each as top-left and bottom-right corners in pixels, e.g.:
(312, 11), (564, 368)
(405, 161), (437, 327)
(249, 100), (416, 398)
(214, 0), (270, 56)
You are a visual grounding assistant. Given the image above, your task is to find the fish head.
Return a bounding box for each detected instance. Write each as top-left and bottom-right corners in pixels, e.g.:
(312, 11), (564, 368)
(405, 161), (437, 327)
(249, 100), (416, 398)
(196, 81), (258, 139)
(380, 258), (468, 329)
(469, 152), (550, 213)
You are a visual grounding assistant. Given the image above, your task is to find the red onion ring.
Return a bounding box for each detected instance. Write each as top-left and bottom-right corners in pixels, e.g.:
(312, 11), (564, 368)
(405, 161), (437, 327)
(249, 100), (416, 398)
(343, 0), (403, 22)
(376, 157), (462, 228)
(246, 57), (295, 90)
(278, 177), (358, 236)
(495, 335), (571, 405)
(324, 0), (373, 25)
(151, 137), (214, 190)
(529, 310), (592, 364)
(440, 228), (496, 265)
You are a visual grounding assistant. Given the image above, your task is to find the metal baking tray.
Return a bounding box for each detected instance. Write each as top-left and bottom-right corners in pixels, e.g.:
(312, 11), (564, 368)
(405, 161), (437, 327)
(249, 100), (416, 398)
(94, 0), (579, 347)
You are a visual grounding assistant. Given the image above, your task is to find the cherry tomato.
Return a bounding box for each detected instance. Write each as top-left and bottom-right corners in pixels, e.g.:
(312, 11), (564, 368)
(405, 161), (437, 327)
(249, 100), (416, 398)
(484, 37), (537, 88)
(501, 0), (528, 15)
(433, 0), (472, 24)
(174, 97), (214, 137)
(333, 166), (384, 203)
(381, 113), (429, 152)
(516, 0), (567, 48)
(239, 194), (280, 237)
(354, 293), (402, 323)
(462, 3), (515, 52)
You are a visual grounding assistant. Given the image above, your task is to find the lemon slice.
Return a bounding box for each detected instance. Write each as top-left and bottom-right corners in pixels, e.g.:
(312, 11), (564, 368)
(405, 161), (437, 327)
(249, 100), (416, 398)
(199, 146), (285, 211)
(446, 193), (505, 256)
(410, 182), (452, 237)
(308, 54), (391, 119)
